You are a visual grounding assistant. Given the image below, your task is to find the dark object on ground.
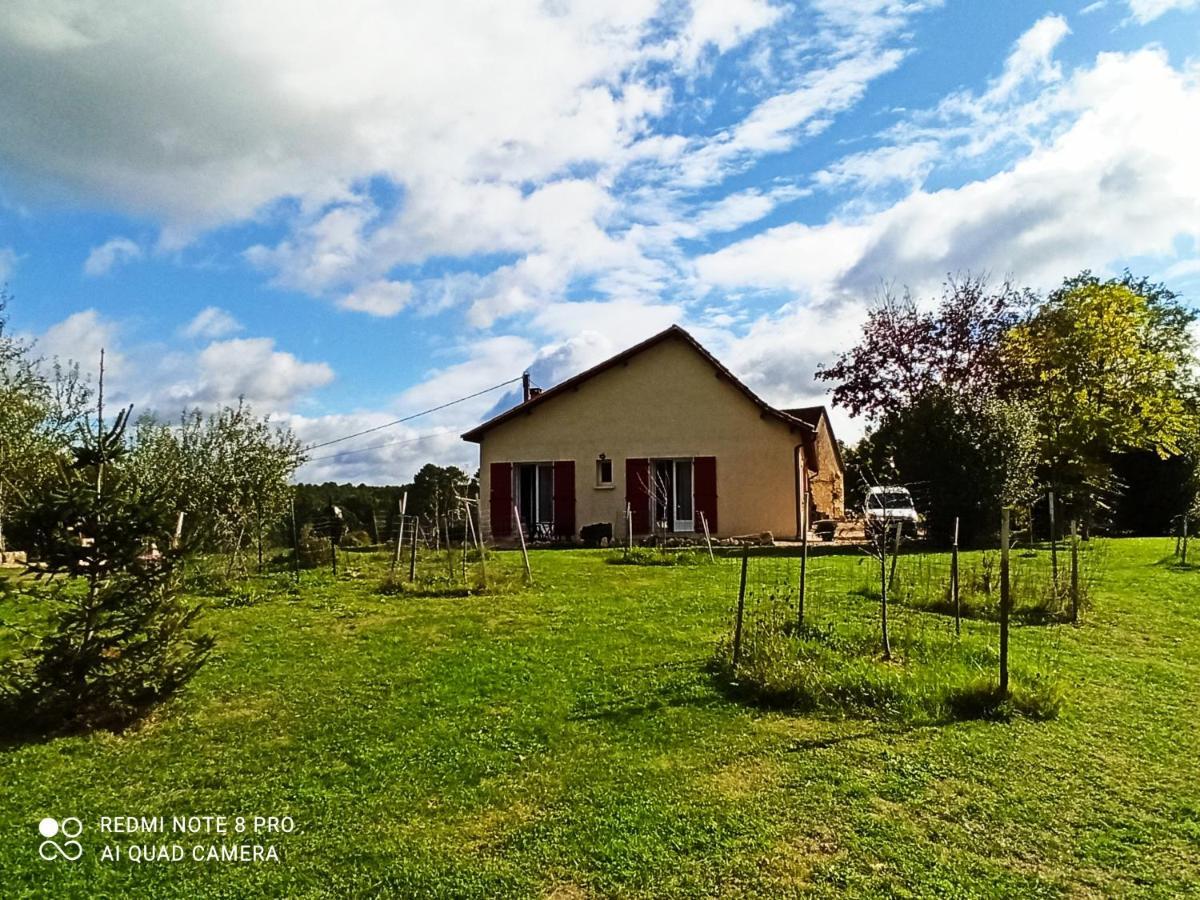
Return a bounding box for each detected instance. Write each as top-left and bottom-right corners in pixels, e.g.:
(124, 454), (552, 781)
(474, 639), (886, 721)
(581, 522), (613, 548)
(814, 520), (837, 542)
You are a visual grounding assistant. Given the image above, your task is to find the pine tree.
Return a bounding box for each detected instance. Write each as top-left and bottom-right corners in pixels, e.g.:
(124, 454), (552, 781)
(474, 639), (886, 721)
(1, 361), (212, 734)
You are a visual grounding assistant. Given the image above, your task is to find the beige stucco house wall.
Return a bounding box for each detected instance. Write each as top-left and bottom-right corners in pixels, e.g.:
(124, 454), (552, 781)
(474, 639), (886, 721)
(463, 327), (844, 542)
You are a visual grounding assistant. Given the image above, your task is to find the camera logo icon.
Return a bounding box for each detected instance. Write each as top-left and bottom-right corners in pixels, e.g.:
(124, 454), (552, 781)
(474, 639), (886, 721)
(38, 817), (83, 861)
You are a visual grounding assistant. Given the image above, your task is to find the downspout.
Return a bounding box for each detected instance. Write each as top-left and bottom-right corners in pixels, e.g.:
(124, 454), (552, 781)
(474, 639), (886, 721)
(794, 443), (806, 540)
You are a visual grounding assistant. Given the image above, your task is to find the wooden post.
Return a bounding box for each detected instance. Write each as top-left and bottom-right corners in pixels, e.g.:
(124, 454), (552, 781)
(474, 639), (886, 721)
(999, 507), (1011, 695)
(700, 511), (715, 563)
(1049, 491), (1058, 588)
(290, 497), (300, 583)
(798, 510), (808, 631)
(461, 501), (469, 582)
(330, 535), (338, 577)
(1183, 513), (1190, 566)
(391, 492), (408, 575)
(255, 494), (264, 574)
(174, 511), (186, 550)
(408, 520), (419, 582)
(445, 516), (455, 580)
(887, 519), (902, 593)
(514, 503), (533, 584)
(433, 497), (440, 552)
(951, 516), (960, 637)
(732, 544), (749, 668)
(465, 502), (486, 586)
(626, 501), (633, 556)
(1070, 518), (1080, 624)
(879, 523), (892, 661)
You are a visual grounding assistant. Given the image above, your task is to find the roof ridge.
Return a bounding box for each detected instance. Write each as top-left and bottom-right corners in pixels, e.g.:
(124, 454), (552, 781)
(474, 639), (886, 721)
(461, 325), (815, 442)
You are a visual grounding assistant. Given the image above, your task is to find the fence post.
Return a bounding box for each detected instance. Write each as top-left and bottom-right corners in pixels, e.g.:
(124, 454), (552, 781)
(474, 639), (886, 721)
(1070, 518), (1080, 624)
(700, 511), (715, 563)
(798, 512), (808, 631)
(999, 507), (1011, 695)
(1183, 513), (1190, 566)
(626, 501), (633, 556)
(408, 520), (419, 582)
(391, 492), (408, 575)
(1049, 490), (1058, 589)
(951, 515), (960, 637)
(290, 496), (301, 584)
(514, 503), (533, 584)
(879, 524), (893, 661)
(733, 544), (749, 668)
(466, 502), (486, 587)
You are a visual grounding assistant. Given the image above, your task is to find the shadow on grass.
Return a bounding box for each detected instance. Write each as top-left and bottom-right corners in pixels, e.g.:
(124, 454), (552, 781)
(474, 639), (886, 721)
(1152, 554), (1200, 572)
(569, 661), (723, 724)
(708, 647), (1063, 725)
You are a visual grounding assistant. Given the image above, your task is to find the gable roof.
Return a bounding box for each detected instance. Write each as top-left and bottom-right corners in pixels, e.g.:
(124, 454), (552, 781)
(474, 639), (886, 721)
(461, 325), (816, 442)
(782, 405), (845, 474)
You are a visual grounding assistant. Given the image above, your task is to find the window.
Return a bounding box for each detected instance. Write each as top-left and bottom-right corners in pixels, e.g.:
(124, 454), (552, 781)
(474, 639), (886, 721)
(596, 457), (613, 487)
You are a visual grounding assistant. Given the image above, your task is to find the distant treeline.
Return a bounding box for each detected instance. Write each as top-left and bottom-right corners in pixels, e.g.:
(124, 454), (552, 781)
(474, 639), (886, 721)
(292, 464), (477, 544)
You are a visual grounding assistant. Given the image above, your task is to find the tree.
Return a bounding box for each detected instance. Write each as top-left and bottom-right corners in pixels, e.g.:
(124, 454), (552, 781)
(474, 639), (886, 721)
(852, 389), (1039, 545)
(131, 401), (305, 573)
(1005, 274), (1199, 509)
(1, 372), (212, 733)
(816, 274), (1030, 418)
(408, 464), (470, 523)
(0, 288), (90, 551)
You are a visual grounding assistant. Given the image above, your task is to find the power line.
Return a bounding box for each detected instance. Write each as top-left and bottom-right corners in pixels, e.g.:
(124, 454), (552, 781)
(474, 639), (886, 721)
(302, 376), (521, 452)
(307, 428), (458, 462)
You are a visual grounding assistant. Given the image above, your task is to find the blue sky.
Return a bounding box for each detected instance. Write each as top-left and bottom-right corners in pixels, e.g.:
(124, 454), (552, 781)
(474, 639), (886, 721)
(1, 0), (1199, 483)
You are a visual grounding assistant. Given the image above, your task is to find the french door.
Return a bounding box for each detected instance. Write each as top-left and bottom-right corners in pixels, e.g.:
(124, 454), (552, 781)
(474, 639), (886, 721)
(653, 459), (694, 533)
(516, 463), (554, 536)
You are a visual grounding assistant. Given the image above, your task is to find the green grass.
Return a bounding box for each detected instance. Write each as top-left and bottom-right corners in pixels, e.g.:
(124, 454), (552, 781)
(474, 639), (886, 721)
(1, 539), (1198, 897)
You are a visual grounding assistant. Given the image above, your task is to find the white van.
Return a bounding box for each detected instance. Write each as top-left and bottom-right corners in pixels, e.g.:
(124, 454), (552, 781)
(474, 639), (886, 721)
(864, 486), (920, 536)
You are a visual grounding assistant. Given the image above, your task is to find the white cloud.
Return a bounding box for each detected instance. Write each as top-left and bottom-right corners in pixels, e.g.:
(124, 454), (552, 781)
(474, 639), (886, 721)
(670, 49), (909, 187)
(182, 306), (242, 339)
(813, 140), (940, 193)
(291, 416), (472, 485)
(83, 237), (141, 276)
(678, 0), (782, 64)
(1125, 0), (1200, 22)
(690, 189), (779, 233)
(35, 310), (334, 416)
(0, 245), (18, 281)
(174, 338), (334, 408)
(701, 45), (1200, 302)
(37, 308), (122, 374)
(986, 15), (1070, 104)
(0, 0), (935, 329)
(337, 280), (412, 317)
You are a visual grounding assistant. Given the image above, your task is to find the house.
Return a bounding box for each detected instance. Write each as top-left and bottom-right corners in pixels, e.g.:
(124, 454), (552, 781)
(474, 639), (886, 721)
(461, 325), (845, 543)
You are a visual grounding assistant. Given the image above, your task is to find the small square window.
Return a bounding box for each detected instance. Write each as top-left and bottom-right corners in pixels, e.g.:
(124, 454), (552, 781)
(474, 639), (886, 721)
(596, 458), (613, 486)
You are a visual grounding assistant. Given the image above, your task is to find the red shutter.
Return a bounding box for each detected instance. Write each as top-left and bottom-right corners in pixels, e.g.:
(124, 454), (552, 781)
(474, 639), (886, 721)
(625, 458), (650, 534)
(553, 460), (575, 538)
(694, 456), (717, 533)
(489, 462), (513, 536)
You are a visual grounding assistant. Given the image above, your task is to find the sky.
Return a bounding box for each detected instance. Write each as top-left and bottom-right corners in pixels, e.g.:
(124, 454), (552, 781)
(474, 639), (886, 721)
(1, 0), (1199, 484)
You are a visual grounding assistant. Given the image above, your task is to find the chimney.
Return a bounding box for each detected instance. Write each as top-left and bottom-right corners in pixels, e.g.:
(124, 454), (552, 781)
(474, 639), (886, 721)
(521, 370), (531, 403)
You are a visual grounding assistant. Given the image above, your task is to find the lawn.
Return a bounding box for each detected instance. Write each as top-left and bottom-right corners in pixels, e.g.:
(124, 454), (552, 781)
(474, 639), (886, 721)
(1, 539), (1198, 897)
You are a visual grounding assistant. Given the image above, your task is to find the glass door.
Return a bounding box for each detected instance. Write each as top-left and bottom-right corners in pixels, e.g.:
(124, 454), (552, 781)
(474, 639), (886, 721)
(673, 459), (693, 532)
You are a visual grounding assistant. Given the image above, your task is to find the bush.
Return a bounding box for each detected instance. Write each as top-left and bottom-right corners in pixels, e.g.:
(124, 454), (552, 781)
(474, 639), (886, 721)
(295, 523), (331, 570)
(341, 529), (373, 548)
(607, 547), (705, 566)
(711, 614), (1062, 722)
(945, 675), (1064, 721)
